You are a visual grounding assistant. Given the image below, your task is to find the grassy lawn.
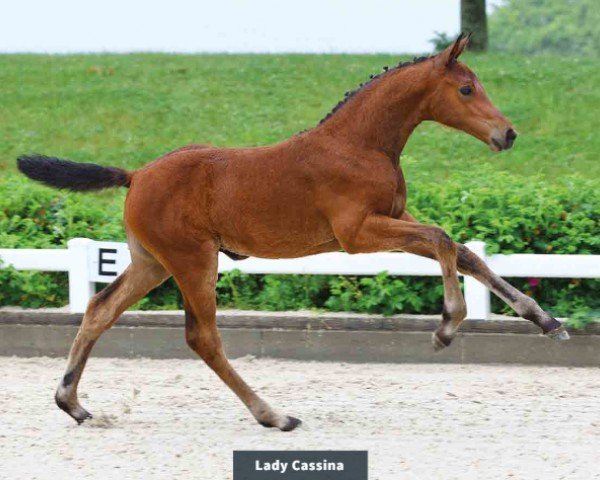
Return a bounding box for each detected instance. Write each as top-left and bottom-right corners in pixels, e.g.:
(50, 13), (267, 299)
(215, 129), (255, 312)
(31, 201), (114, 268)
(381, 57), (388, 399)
(1, 53), (598, 184)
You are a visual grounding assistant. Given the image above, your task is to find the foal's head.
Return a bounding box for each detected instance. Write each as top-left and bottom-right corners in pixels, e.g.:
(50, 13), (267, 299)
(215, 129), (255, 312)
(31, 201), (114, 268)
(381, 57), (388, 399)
(427, 34), (517, 151)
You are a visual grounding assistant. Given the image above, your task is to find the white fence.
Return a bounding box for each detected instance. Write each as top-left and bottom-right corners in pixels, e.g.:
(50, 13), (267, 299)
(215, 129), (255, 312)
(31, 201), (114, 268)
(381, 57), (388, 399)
(1, 238), (599, 318)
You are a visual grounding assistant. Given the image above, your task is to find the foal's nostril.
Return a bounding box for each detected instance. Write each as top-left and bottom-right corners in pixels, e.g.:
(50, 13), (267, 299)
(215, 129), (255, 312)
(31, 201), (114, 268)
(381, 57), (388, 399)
(506, 128), (517, 143)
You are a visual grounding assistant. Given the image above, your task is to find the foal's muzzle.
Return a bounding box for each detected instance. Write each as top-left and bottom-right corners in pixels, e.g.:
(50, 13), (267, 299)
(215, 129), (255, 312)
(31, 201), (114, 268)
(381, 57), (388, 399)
(490, 128), (518, 151)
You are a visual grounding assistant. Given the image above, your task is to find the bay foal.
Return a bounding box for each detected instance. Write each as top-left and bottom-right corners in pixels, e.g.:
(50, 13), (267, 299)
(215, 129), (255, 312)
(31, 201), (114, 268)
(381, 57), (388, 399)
(18, 35), (568, 431)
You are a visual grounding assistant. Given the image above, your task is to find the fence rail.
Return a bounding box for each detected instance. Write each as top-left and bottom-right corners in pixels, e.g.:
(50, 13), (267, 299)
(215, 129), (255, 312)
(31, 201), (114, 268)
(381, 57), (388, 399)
(1, 238), (599, 317)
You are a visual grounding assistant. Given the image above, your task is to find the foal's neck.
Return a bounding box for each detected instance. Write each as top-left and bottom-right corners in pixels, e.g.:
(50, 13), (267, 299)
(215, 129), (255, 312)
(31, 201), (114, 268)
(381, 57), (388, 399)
(316, 62), (432, 162)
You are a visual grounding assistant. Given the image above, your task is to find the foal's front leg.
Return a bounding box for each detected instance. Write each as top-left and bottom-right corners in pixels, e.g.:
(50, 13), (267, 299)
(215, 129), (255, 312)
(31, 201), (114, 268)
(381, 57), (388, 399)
(456, 244), (568, 339)
(334, 214), (467, 349)
(400, 211), (569, 339)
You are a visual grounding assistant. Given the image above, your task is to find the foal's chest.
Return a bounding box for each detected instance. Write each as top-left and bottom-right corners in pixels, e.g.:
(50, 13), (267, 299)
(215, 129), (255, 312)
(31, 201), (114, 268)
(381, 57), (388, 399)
(389, 169), (407, 218)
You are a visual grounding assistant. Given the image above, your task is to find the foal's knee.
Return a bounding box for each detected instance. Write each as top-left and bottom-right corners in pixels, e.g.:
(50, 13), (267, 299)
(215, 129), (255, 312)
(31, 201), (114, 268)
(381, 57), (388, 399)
(184, 322), (220, 364)
(430, 228), (456, 258)
(184, 329), (196, 351)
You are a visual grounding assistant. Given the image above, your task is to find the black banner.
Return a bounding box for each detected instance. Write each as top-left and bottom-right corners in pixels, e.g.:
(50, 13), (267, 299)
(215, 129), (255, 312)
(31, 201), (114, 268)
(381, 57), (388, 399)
(233, 451), (368, 480)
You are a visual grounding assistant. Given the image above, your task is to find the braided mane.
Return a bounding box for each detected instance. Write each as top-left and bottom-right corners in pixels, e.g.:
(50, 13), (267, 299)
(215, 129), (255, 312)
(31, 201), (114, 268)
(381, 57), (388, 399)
(317, 55), (432, 126)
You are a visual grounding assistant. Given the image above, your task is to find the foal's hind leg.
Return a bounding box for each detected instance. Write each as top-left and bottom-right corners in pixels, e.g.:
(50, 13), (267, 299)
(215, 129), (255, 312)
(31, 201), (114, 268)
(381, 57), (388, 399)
(167, 242), (301, 432)
(55, 252), (169, 423)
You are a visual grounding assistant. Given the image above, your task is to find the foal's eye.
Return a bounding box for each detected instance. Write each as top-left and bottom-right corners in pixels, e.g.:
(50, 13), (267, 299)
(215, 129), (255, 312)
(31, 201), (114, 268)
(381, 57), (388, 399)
(459, 85), (473, 96)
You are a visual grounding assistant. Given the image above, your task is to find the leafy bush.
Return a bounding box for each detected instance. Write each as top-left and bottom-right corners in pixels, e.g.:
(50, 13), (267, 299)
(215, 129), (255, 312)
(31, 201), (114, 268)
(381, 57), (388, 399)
(0, 174), (125, 249)
(489, 0), (600, 57)
(0, 167), (598, 326)
(0, 173), (126, 307)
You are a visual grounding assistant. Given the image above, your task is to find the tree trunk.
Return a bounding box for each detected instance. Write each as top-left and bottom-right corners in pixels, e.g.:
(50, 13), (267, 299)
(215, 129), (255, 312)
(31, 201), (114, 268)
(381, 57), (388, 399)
(461, 0), (488, 51)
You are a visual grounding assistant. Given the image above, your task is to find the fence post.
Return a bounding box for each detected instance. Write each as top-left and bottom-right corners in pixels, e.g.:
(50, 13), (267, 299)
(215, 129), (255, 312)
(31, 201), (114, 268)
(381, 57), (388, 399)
(67, 238), (94, 314)
(464, 240), (491, 320)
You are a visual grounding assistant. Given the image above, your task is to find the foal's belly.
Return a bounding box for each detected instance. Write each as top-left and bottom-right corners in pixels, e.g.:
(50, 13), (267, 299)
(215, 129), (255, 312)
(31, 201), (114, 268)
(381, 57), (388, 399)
(216, 209), (339, 259)
(221, 236), (341, 259)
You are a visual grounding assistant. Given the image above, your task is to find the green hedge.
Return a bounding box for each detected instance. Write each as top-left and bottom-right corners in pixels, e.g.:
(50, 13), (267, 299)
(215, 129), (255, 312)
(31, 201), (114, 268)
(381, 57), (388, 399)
(1, 166), (598, 325)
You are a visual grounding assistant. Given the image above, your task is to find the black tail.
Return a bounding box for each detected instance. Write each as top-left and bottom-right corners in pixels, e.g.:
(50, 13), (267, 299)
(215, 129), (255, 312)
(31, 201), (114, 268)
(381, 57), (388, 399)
(17, 155), (131, 192)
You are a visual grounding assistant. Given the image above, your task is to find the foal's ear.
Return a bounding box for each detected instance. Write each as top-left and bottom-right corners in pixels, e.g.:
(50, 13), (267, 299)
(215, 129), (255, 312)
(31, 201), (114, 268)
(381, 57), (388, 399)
(438, 33), (471, 67)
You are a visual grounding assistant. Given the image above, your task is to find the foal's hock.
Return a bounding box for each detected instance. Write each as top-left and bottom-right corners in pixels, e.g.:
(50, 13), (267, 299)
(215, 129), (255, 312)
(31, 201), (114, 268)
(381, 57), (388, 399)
(18, 35), (568, 431)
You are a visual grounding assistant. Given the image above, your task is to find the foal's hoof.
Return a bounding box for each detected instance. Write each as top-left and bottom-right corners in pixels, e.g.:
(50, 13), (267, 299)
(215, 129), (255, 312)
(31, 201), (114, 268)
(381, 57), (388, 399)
(259, 415), (302, 432)
(281, 416), (302, 432)
(545, 325), (570, 342)
(432, 332), (452, 352)
(73, 409), (94, 425)
(55, 393), (93, 424)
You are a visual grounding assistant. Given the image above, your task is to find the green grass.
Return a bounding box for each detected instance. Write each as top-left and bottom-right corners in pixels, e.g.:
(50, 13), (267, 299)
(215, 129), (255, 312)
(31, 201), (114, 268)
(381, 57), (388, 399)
(1, 53), (598, 183)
